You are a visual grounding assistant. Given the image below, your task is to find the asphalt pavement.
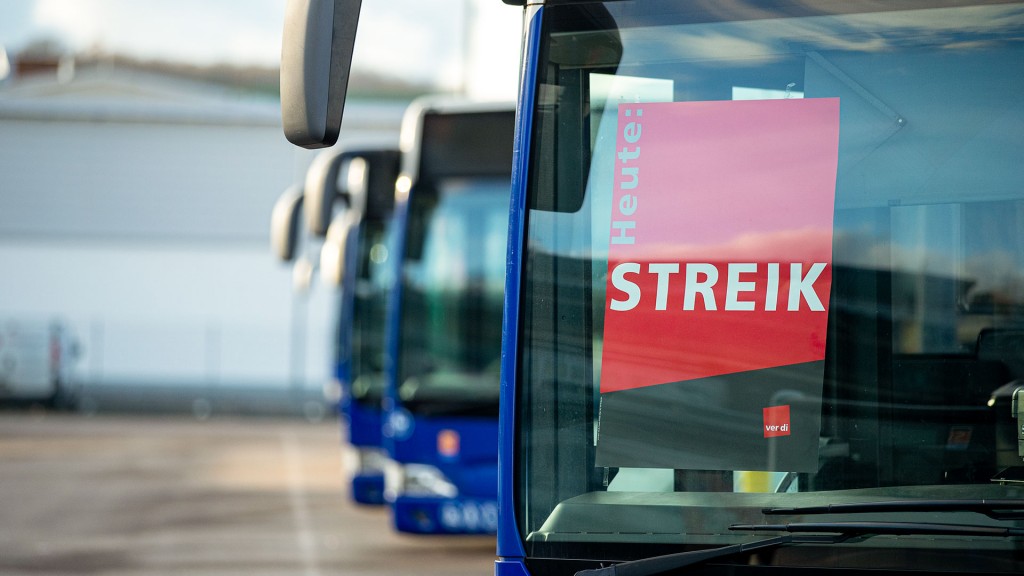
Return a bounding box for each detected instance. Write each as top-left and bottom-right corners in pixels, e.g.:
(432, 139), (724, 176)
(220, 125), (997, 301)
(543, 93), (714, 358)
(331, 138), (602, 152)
(0, 410), (496, 576)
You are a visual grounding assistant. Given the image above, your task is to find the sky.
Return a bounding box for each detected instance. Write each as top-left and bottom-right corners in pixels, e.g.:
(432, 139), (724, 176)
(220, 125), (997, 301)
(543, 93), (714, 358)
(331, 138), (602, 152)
(0, 0), (522, 98)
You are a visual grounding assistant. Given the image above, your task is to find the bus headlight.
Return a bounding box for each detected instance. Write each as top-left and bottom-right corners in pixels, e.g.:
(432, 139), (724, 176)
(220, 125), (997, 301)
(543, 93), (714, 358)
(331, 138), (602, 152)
(343, 446), (388, 478)
(384, 462), (458, 500)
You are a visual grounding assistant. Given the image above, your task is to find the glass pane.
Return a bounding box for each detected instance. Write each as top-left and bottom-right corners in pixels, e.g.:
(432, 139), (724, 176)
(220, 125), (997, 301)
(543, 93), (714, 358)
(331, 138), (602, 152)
(399, 178), (508, 416)
(517, 1), (1024, 567)
(350, 220), (391, 407)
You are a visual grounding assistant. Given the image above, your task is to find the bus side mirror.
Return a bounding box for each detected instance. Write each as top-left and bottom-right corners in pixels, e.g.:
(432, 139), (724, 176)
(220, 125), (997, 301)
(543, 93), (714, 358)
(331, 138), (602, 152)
(271, 185), (305, 262)
(281, 0), (362, 149)
(307, 148), (401, 235)
(305, 148), (355, 236)
(360, 149), (400, 221)
(321, 211), (359, 287)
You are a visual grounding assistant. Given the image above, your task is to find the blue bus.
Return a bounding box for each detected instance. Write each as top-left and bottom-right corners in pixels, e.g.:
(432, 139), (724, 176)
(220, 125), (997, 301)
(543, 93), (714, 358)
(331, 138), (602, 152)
(273, 145), (400, 505)
(282, 1), (1024, 573)
(312, 146), (401, 505)
(381, 98), (514, 534)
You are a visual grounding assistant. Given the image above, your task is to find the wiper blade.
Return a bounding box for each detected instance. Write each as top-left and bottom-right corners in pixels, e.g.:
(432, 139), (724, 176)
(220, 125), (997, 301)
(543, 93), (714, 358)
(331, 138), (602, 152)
(763, 499), (1024, 521)
(732, 520), (1024, 538)
(573, 521), (1024, 576)
(573, 533), (854, 576)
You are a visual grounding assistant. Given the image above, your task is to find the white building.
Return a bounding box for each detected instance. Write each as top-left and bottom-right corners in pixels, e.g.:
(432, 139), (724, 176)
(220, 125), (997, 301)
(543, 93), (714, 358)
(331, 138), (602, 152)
(0, 62), (404, 414)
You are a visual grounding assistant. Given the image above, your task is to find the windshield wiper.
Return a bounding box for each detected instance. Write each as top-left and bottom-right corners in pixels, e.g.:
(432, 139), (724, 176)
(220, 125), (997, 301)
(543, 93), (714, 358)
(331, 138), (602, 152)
(572, 521), (1024, 576)
(762, 499), (1024, 521)
(572, 533), (854, 576)
(731, 520), (1024, 537)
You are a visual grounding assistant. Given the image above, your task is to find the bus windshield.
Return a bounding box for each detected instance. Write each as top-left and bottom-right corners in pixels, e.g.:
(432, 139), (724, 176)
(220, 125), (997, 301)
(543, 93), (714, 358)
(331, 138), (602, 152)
(516, 0), (1024, 571)
(398, 178), (508, 417)
(349, 219), (391, 409)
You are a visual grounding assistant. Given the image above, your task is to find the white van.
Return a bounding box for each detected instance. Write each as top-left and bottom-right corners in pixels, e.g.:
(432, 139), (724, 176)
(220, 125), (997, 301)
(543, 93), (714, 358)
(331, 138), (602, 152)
(0, 319), (78, 407)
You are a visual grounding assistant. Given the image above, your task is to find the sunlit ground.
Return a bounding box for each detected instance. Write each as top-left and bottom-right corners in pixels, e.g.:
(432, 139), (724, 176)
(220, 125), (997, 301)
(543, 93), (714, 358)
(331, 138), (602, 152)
(0, 410), (494, 576)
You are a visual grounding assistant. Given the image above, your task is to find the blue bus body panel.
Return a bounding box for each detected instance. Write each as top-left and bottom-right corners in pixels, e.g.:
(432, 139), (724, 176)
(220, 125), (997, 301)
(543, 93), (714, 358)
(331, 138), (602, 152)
(391, 416), (497, 472)
(497, 5), (543, 564)
(350, 473), (384, 505)
(392, 495), (500, 535)
(390, 416), (499, 534)
(345, 401), (384, 504)
(347, 400), (383, 447)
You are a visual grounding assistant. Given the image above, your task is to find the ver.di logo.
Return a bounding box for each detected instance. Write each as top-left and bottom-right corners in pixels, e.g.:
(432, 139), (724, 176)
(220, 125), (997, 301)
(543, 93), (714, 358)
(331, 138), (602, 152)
(763, 405), (791, 438)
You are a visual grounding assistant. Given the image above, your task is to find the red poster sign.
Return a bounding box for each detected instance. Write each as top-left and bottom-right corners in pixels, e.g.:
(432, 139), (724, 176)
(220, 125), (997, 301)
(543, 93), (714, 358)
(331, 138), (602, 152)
(601, 98), (840, 394)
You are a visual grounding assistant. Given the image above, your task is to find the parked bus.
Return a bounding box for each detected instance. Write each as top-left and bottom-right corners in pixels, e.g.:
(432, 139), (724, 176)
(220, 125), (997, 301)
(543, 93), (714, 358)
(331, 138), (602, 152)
(282, 0), (1024, 572)
(314, 146), (401, 505)
(380, 98), (513, 534)
(272, 145), (400, 505)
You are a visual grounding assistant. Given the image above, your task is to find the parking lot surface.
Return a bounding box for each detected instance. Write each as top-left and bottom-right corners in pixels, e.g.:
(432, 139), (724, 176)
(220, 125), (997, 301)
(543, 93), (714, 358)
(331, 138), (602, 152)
(0, 411), (495, 576)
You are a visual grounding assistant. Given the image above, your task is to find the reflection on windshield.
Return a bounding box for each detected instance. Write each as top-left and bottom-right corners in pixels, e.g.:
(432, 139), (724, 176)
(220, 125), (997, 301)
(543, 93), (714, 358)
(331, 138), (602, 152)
(517, 1), (1024, 566)
(399, 179), (508, 416)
